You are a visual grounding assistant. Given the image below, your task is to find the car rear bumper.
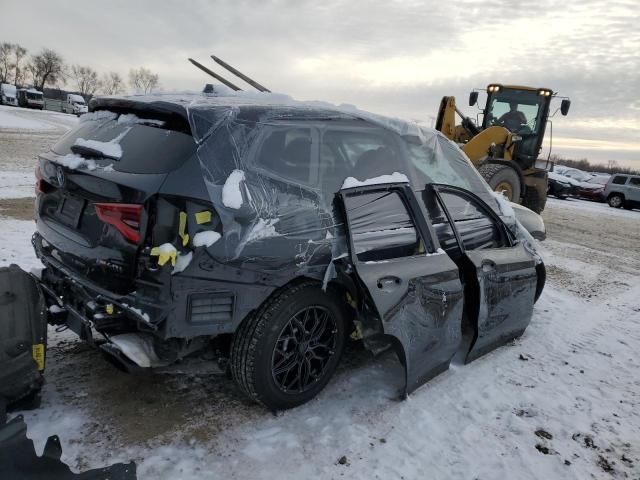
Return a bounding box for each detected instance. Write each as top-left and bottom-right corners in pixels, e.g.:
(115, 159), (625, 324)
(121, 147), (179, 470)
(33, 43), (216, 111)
(33, 233), (169, 343)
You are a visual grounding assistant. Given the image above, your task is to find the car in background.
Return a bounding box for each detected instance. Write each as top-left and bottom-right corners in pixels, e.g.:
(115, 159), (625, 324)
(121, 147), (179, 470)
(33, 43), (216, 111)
(576, 174), (610, 202)
(62, 93), (88, 115)
(604, 174), (640, 210)
(17, 88), (44, 110)
(547, 171), (576, 199)
(557, 167), (592, 183)
(0, 83), (18, 106)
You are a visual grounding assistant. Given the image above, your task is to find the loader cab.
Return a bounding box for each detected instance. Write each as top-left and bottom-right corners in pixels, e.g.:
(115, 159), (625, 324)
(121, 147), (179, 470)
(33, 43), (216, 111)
(480, 85), (552, 165)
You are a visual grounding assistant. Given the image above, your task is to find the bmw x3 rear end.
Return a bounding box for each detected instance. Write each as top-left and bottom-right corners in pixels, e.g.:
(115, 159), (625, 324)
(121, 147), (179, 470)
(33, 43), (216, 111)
(34, 92), (545, 410)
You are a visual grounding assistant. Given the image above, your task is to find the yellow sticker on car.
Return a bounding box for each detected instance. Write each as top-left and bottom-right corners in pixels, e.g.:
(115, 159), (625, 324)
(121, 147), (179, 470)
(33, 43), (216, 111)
(179, 211), (189, 246)
(32, 343), (45, 371)
(195, 210), (212, 224)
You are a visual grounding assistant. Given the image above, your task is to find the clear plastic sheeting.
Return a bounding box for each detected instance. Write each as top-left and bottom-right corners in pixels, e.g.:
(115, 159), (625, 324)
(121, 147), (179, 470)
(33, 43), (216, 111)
(183, 94), (512, 269)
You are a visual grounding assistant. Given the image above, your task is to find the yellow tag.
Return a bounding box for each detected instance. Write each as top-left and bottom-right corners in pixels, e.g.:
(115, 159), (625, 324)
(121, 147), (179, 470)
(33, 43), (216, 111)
(150, 246), (177, 266)
(32, 343), (45, 371)
(195, 210), (212, 225)
(178, 211), (189, 246)
(106, 304), (114, 315)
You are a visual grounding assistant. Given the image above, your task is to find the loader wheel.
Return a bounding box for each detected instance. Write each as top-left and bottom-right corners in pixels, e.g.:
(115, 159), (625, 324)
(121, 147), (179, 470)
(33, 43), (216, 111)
(478, 164), (521, 203)
(522, 186), (546, 213)
(230, 280), (346, 410)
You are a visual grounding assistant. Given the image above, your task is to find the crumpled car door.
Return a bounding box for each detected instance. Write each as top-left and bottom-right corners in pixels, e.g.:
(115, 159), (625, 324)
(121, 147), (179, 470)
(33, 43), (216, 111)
(427, 184), (538, 363)
(337, 183), (465, 396)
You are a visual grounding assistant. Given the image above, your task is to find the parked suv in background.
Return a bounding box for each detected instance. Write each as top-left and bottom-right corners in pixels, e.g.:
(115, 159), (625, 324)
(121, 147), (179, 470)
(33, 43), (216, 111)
(33, 93), (545, 410)
(604, 174), (640, 210)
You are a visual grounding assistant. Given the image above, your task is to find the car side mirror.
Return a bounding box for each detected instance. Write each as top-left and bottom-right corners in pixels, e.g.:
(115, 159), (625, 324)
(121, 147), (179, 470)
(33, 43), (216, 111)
(469, 91), (478, 106)
(560, 99), (571, 116)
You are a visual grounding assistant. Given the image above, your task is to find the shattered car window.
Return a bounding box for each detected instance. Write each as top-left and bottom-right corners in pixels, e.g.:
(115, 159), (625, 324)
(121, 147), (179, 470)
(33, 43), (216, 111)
(345, 191), (421, 261)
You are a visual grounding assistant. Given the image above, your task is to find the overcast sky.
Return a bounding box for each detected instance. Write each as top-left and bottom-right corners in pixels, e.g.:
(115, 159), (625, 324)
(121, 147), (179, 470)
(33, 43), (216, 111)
(2, 0), (639, 167)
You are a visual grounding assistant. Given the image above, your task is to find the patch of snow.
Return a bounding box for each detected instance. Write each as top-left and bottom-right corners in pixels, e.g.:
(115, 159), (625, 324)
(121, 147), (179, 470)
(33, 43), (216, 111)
(0, 219), (41, 271)
(68, 94), (85, 103)
(117, 113), (165, 126)
(73, 137), (123, 159)
(109, 333), (162, 368)
(48, 305), (65, 313)
(157, 243), (177, 255)
(121, 303), (151, 323)
(193, 230), (221, 247)
(222, 169), (245, 209)
(246, 218), (280, 242)
(0, 108), (55, 130)
(491, 190), (516, 220)
(51, 153), (97, 171)
(79, 110), (117, 123)
(172, 251), (193, 274)
(0, 171), (35, 199)
(341, 172), (409, 189)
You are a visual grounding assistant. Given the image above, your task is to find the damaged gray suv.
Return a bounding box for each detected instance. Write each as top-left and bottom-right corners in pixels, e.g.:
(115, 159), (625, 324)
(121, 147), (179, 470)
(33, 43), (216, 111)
(33, 93), (545, 410)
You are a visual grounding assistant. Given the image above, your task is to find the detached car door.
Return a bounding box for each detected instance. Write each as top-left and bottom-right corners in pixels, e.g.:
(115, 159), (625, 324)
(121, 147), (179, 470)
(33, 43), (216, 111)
(338, 183), (465, 396)
(426, 184), (538, 363)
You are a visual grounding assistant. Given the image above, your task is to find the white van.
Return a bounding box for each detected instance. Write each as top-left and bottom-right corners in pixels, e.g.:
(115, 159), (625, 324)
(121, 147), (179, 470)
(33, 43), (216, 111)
(62, 94), (88, 115)
(0, 83), (18, 106)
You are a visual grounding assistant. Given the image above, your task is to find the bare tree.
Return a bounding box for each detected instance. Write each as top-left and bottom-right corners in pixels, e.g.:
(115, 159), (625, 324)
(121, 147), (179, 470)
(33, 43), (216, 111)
(0, 43), (13, 84)
(12, 44), (27, 86)
(101, 71), (125, 95)
(128, 67), (159, 94)
(71, 64), (101, 96)
(28, 48), (65, 90)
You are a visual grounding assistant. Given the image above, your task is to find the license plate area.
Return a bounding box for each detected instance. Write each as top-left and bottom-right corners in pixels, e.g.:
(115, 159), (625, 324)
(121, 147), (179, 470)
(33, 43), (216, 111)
(57, 195), (86, 228)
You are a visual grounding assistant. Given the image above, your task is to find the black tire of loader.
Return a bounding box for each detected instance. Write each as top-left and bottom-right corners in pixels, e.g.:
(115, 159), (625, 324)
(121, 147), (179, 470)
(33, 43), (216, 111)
(230, 280), (346, 411)
(478, 164), (521, 203)
(522, 186), (546, 213)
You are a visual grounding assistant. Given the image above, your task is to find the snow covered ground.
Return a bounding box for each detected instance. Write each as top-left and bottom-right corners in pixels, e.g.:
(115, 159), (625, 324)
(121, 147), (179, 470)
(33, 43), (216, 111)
(1, 106), (639, 479)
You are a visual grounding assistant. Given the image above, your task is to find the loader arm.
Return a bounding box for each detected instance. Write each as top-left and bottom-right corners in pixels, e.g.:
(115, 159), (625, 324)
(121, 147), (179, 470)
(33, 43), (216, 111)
(461, 126), (515, 166)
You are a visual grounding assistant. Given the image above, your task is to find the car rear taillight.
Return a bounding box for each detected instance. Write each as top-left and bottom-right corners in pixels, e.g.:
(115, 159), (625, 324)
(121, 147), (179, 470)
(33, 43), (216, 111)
(35, 165), (53, 195)
(94, 203), (143, 244)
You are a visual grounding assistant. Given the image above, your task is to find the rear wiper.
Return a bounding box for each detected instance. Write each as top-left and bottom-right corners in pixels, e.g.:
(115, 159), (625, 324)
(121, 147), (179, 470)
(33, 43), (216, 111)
(69, 144), (117, 160)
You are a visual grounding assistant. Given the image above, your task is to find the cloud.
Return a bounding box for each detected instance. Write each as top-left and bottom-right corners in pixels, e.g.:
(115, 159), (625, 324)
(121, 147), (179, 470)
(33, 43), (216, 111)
(1, 0), (638, 165)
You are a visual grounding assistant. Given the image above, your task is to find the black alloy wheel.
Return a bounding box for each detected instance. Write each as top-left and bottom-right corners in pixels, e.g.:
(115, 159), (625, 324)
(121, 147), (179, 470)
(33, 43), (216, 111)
(271, 306), (338, 394)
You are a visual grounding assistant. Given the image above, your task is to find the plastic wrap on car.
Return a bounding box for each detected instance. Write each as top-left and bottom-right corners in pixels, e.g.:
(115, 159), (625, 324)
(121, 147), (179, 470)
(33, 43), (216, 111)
(183, 97), (511, 270)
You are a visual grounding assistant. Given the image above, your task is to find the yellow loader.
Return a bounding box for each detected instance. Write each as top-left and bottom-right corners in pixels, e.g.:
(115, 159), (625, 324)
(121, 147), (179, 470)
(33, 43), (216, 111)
(436, 84), (571, 213)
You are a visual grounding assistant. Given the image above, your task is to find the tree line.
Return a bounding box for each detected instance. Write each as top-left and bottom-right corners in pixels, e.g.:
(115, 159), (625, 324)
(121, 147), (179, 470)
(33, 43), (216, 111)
(551, 155), (640, 176)
(0, 42), (159, 97)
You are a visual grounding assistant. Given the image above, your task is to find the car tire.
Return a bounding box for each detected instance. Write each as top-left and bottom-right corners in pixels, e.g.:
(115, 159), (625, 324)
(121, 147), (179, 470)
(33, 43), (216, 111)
(478, 164), (521, 204)
(230, 280), (346, 410)
(608, 194), (624, 208)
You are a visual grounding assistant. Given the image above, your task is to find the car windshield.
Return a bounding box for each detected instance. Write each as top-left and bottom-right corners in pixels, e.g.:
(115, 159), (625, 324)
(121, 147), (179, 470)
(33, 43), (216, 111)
(26, 91), (43, 100)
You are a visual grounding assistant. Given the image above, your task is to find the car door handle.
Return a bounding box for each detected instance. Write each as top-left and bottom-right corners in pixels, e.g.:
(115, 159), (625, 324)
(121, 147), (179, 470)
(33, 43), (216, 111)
(481, 260), (496, 272)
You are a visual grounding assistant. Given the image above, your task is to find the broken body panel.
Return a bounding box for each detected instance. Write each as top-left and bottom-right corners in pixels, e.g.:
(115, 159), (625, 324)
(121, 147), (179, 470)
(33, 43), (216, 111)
(33, 92), (543, 397)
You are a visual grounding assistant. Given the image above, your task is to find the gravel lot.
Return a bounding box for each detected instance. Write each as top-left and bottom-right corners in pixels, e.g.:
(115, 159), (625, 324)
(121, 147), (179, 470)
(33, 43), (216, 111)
(1, 106), (638, 479)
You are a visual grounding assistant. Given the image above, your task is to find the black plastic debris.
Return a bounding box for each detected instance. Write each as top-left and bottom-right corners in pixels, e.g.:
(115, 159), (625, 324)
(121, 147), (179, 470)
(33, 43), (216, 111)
(0, 414), (137, 479)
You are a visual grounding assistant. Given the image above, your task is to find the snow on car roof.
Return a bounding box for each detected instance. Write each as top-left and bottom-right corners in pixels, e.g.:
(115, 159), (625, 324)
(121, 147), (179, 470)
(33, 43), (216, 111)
(91, 85), (427, 140)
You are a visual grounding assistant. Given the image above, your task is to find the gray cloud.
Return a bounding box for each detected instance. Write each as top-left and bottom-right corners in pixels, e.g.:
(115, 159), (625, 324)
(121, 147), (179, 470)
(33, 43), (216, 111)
(1, 0), (638, 165)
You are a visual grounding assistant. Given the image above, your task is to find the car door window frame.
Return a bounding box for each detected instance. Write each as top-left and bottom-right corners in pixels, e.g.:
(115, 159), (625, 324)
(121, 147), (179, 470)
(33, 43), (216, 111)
(338, 183), (440, 265)
(425, 183), (516, 253)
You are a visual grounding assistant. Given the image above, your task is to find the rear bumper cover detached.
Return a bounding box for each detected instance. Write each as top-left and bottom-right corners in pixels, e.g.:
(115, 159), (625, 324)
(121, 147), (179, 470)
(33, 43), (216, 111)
(33, 233), (168, 345)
